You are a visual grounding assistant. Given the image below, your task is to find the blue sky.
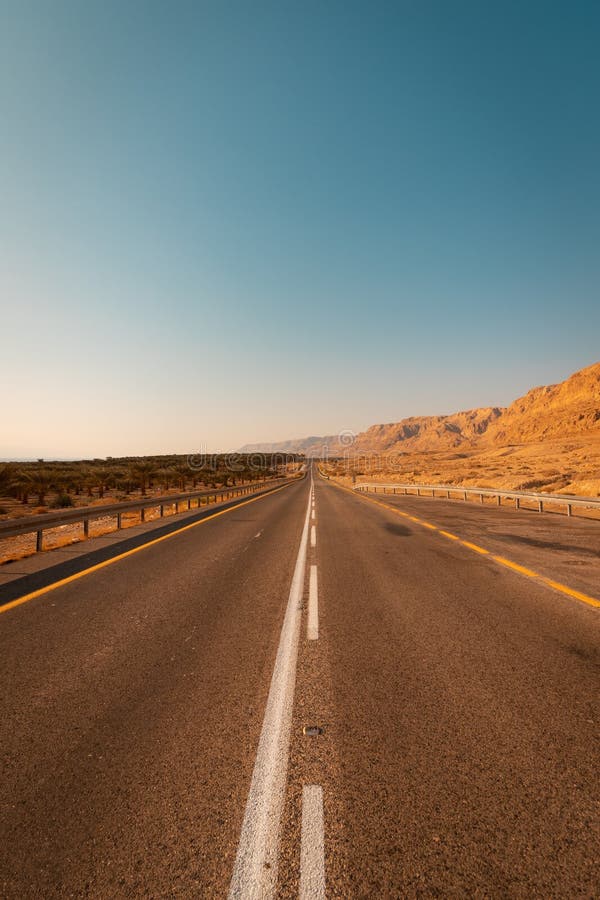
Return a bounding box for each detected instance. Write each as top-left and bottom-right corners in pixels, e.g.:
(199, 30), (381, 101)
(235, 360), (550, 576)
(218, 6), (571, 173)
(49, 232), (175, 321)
(2, 1), (599, 457)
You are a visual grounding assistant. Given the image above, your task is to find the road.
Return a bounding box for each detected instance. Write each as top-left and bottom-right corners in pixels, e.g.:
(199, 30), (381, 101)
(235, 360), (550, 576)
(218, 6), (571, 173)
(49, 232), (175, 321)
(0, 467), (598, 897)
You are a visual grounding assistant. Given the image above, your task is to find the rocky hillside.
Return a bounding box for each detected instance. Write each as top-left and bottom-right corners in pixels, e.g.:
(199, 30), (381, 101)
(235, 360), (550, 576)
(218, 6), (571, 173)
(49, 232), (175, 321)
(483, 361), (600, 446)
(350, 407), (503, 453)
(243, 362), (600, 455)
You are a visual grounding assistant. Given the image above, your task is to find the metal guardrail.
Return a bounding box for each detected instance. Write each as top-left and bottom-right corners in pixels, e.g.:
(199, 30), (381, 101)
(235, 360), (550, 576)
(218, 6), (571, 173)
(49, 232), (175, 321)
(0, 477), (294, 552)
(353, 482), (600, 517)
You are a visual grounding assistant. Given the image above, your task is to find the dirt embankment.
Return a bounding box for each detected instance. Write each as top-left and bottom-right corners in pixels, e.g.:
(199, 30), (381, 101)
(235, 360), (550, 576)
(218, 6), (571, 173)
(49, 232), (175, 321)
(325, 436), (600, 498)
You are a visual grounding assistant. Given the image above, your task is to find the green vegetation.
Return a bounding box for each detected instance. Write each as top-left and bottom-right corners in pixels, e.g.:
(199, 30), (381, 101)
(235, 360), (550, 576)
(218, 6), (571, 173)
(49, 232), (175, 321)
(51, 494), (75, 509)
(0, 453), (302, 516)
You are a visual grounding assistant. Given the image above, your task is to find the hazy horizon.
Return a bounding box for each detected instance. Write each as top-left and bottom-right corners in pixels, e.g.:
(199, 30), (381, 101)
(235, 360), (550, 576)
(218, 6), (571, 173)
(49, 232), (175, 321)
(3, 1), (599, 458)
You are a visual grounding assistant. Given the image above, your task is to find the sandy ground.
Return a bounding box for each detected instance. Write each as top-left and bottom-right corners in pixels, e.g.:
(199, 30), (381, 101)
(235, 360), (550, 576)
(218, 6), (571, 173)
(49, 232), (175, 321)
(324, 436), (600, 497)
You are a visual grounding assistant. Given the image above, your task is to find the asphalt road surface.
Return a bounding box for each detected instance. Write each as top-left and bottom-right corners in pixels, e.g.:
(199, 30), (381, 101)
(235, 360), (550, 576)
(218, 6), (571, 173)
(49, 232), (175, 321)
(1, 467), (598, 898)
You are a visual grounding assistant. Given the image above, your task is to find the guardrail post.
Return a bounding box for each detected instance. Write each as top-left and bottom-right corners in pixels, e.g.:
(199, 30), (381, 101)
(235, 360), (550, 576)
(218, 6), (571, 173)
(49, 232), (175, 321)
(417, 487), (420, 496)
(538, 500), (543, 512)
(187, 499), (191, 510)
(479, 493), (484, 503)
(566, 503), (572, 517)
(36, 529), (43, 552)
(160, 504), (164, 517)
(463, 490), (467, 501)
(141, 508), (146, 522)
(515, 498), (520, 510)
(83, 519), (89, 538)
(117, 512), (122, 528)
(447, 490), (450, 498)
(497, 495), (501, 506)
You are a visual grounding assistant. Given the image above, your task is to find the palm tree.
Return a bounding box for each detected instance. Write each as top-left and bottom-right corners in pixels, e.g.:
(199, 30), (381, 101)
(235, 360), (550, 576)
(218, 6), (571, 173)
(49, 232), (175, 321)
(195, 468), (211, 488)
(28, 468), (55, 506)
(129, 461), (156, 496)
(110, 468), (130, 495)
(171, 464), (190, 492)
(206, 470), (221, 489)
(0, 463), (15, 498)
(52, 469), (73, 499)
(9, 470), (31, 504)
(154, 467), (174, 492)
(86, 466), (115, 499)
(76, 467), (96, 498)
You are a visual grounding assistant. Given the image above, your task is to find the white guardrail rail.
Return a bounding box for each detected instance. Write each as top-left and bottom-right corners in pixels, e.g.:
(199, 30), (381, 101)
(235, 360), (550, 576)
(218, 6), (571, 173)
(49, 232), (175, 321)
(353, 482), (600, 518)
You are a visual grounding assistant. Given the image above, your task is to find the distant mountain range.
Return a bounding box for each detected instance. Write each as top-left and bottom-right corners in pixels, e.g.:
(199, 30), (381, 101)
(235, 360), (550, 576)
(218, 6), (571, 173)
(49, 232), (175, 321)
(239, 362), (600, 455)
(239, 435), (339, 455)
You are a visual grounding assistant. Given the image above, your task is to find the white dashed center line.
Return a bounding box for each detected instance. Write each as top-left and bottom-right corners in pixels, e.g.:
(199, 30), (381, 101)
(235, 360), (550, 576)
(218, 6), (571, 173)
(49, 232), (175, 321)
(300, 785), (325, 899)
(307, 565), (319, 640)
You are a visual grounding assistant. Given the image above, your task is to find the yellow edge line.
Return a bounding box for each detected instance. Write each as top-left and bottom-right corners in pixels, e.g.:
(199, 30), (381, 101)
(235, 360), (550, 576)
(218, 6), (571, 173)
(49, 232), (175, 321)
(328, 479), (600, 610)
(0, 482), (295, 616)
(539, 578), (600, 608)
(493, 556), (538, 578)
(461, 540), (489, 555)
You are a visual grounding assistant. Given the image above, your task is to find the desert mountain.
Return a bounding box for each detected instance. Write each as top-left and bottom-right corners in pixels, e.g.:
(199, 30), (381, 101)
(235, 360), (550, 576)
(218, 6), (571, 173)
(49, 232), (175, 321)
(239, 435), (339, 455)
(349, 407), (503, 454)
(483, 361), (600, 446)
(242, 362), (600, 455)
